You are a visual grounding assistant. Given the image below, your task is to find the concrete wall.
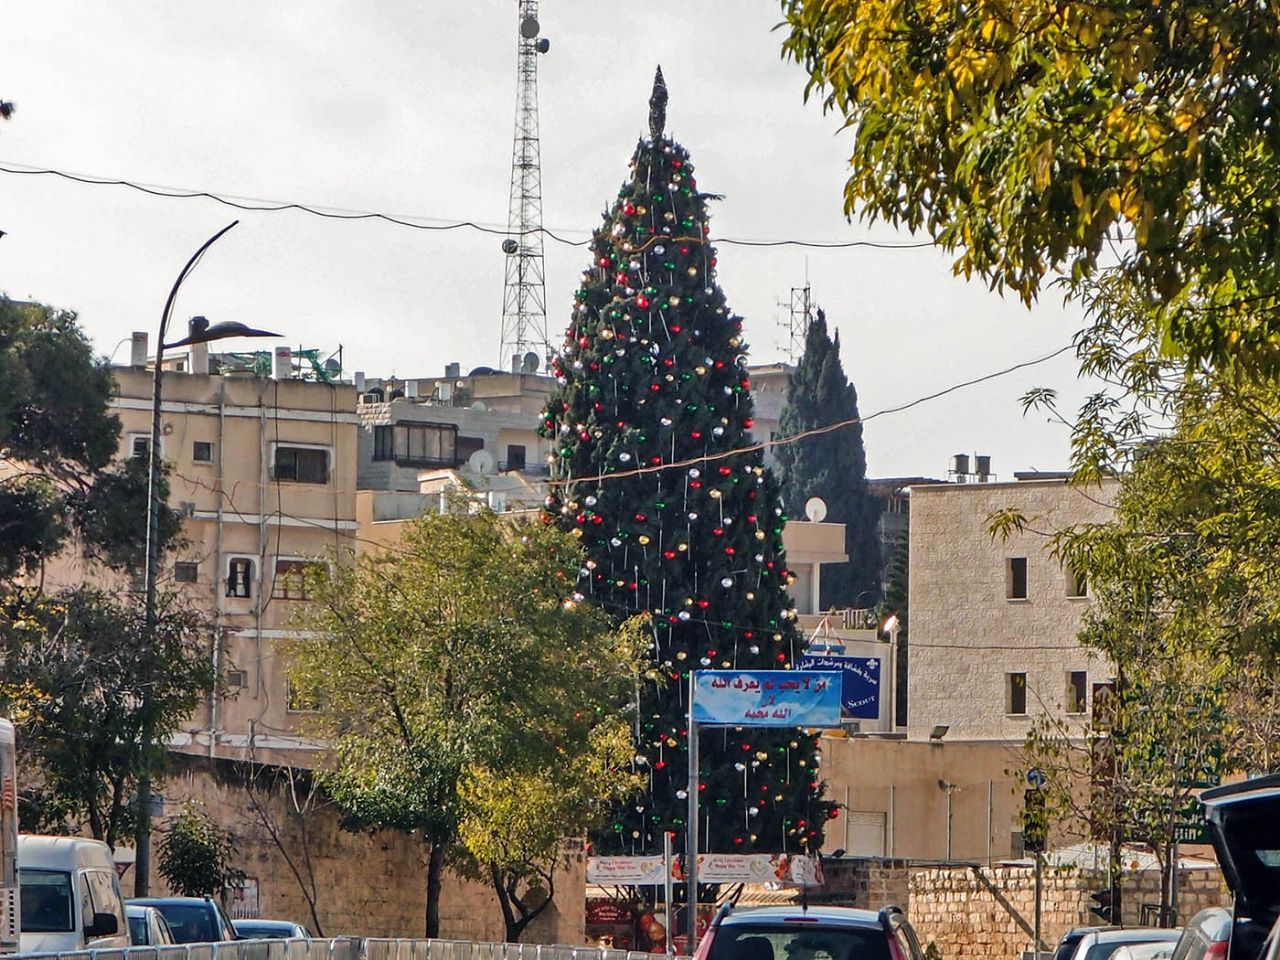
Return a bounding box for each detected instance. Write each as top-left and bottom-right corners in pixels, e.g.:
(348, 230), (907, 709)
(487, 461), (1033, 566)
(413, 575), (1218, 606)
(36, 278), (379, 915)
(139, 756), (585, 944)
(819, 737), (1027, 862)
(907, 479), (1118, 742)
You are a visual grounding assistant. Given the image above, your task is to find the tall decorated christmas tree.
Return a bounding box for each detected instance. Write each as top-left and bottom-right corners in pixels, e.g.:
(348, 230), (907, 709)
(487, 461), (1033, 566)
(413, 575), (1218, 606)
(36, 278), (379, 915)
(538, 69), (834, 857)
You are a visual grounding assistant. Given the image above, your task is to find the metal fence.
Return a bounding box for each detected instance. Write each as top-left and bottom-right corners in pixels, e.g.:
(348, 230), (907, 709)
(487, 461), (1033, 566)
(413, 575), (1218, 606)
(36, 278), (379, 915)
(19, 937), (684, 960)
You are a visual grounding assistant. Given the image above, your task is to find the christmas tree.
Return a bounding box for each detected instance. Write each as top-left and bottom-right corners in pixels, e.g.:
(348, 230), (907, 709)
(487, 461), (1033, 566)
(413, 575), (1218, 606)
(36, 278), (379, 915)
(775, 308), (881, 610)
(538, 69), (834, 856)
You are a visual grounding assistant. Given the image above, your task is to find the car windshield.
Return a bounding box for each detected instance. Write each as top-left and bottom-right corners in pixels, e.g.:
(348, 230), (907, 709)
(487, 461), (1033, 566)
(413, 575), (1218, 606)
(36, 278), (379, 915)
(20, 869), (73, 933)
(708, 923), (893, 960)
(153, 903), (218, 943)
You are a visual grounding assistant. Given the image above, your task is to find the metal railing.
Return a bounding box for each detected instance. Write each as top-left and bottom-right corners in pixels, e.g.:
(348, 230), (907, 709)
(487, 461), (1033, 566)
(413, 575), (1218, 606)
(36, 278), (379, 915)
(18, 937), (684, 960)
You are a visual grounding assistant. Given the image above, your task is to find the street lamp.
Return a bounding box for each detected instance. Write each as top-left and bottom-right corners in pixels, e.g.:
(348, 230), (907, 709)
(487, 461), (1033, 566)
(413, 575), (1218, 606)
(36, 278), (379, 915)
(882, 614), (900, 730)
(135, 220), (279, 895)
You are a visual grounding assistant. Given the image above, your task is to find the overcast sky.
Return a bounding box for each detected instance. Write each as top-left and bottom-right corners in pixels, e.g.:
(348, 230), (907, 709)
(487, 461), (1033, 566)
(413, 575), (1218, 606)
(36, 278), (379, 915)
(1, 1), (1091, 479)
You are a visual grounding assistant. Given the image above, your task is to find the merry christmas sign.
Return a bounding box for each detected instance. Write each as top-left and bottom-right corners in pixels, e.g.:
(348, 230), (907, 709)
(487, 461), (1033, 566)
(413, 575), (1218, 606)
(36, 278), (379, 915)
(692, 670), (842, 727)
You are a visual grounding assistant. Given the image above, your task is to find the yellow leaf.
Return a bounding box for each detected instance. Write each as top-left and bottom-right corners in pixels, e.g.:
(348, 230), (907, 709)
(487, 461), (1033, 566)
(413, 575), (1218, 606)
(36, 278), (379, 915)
(1071, 177), (1085, 208)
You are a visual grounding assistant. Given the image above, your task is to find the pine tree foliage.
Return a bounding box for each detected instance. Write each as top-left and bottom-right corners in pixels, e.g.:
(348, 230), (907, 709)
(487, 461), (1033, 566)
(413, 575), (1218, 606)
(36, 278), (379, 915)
(775, 310), (880, 609)
(538, 70), (835, 856)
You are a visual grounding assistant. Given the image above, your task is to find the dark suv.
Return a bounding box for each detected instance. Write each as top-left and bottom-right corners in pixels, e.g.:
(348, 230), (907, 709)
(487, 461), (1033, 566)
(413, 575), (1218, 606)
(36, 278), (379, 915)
(694, 904), (925, 960)
(1201, 775), (1280, 960)
(126, 897), (238, 944)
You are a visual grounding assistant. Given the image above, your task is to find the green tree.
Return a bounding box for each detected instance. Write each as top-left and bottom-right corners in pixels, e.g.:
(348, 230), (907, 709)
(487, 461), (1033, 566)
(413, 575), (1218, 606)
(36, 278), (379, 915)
(158, 802), (245, 902)
(457, 724), (637, 942)
(286, 509), (645, 939)
(0, 588), (215, 848)
(537, 69), (835, 857)
(0, 296), (178, 578)
(778, 1), (1280, 373)
(776, 309), (880, 609)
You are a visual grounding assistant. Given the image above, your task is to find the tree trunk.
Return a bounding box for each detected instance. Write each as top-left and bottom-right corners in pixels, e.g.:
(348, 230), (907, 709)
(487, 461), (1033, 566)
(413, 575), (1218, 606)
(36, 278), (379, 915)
(425, 841), (445, 938)
(490, 862), (556, 943)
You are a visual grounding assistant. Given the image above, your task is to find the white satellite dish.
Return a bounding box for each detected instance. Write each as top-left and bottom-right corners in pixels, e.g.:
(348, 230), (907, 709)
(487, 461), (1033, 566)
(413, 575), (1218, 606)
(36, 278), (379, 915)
(521, 351), (540, 374)
(468, 449), (496, 476)
(804, 496), (828, 522)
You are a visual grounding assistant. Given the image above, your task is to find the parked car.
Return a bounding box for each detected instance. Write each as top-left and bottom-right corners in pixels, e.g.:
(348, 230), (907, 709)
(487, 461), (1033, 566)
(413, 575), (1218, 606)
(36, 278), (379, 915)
(233, 919), (313, 940)
(1056, 927), (1122, 960)
(693, 903), (925, 960)
(1169, 908), (1232, 960)
(126, 904), (177, 946)
(18, 834), (130, 954)
(127, 896), (239, 944)
(1113, 943), (1177, 960)
(1201, 774), (1280, 960)
(1066, 928), (1182, 960)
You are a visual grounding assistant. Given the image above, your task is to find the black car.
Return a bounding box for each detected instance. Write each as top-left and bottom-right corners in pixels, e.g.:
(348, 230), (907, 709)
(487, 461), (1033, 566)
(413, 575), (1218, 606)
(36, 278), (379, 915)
(126, 897), (239, 944)
(1200, 774), (1280, 960)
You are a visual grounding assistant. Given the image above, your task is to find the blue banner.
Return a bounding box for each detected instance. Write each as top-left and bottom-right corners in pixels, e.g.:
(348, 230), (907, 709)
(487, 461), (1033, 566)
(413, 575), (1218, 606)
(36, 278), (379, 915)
(798, 654), (882, 720)
(692, 670), (842, 728)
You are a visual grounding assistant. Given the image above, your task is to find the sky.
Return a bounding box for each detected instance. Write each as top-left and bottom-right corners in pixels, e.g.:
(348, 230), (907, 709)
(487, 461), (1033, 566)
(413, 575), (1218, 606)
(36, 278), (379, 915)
(0, 1), (1092, 479)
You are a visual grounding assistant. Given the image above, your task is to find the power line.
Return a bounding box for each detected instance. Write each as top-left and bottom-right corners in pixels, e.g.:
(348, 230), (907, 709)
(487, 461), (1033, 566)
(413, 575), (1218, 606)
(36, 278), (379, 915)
(0, 159), (936, 251)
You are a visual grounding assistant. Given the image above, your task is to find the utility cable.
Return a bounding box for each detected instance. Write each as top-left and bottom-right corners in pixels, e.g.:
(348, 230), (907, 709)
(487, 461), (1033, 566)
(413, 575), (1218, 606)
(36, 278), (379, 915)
(0, 159), (935, 251)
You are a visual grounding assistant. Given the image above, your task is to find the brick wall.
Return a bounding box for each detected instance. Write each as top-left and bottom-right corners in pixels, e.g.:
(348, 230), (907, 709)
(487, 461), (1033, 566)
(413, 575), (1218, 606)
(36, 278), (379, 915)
(138, 756), (584, 944)
(907, 864), (1228, 960)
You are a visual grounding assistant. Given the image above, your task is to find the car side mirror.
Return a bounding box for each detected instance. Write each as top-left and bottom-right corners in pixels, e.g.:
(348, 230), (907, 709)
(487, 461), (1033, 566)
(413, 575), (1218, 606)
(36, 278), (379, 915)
(86, 912), (119, 937)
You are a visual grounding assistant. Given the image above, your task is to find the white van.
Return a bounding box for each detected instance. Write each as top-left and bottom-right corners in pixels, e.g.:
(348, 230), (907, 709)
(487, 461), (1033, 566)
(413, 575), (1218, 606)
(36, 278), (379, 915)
(18, 835), (129, 953)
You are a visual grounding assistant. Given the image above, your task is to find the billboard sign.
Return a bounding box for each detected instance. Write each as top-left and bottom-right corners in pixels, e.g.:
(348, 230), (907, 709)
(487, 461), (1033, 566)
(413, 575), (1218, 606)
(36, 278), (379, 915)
(692, 670), (842, 728)
(797, 653), (881, 720)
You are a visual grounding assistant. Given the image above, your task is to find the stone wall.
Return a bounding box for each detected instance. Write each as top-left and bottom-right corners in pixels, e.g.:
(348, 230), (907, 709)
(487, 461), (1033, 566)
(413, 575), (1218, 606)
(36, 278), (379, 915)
(137, 756), (584, 945)
(907, 864), (1229, 960)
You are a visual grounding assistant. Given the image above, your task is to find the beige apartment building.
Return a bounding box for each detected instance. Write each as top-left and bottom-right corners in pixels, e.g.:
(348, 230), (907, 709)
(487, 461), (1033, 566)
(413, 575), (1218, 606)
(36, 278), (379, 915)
(43, 343), (359, 762)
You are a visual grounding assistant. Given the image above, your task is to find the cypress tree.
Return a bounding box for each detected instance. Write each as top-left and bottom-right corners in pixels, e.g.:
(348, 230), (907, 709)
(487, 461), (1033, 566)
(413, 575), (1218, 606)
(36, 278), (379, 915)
(775, 311), (880, 610)
(537, 69), (834, 856)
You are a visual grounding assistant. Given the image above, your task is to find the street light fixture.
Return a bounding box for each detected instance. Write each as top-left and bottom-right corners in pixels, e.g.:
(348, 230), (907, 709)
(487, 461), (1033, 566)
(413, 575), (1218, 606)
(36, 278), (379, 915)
(135, 220), (279, 896)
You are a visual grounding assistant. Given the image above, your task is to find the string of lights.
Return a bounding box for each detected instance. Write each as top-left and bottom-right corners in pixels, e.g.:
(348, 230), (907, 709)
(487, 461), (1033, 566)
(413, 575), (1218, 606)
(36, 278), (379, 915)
(0, 159), (936, 251)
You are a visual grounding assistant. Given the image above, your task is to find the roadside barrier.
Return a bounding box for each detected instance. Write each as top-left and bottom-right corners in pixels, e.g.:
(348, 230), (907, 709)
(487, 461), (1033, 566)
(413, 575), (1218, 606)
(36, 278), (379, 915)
(18, 937), (685, 960)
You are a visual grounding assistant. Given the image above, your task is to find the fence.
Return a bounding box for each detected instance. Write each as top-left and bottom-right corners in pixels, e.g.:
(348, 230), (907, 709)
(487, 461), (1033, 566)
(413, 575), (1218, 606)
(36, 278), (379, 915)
(18, 938), (683, 960)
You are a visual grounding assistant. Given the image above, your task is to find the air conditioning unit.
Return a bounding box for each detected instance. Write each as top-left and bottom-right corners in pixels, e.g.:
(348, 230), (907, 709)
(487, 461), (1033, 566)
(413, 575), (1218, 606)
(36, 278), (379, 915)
(841, 719), (862, 735)
(359, 392), (383, 405)
(178, 501), (197, 518)
(225, 669), (248, 689)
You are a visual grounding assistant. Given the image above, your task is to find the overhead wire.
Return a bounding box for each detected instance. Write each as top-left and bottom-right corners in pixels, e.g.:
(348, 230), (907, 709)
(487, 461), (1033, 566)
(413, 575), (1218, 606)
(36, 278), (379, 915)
(0, 159), (936, 251)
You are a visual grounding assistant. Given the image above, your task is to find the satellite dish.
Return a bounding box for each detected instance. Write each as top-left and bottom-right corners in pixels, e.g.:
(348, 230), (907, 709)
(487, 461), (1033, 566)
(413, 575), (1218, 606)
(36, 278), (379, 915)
(521, 351), (540, 374)
(804, 497), (828, 522)
(468, 449), (496, 476)
(519, 15), (540, 38)
(470, 400), (487, 412)
(501, 238), (519, 255)
(323, 357), (341, 375)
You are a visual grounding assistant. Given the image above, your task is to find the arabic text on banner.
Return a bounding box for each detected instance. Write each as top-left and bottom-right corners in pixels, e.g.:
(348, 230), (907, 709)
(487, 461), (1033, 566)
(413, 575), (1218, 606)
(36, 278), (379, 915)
(691, 670), (842, 727)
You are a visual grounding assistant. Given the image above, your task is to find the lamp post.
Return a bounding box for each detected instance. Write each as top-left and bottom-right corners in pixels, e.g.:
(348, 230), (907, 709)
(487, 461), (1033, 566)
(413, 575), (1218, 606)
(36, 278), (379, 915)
(135, 220), (279, 895)
(882, 614), (900, 730)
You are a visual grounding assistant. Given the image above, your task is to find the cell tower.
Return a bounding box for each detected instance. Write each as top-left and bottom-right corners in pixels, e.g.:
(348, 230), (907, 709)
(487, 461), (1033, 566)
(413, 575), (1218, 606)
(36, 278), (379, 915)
(777, 281), (815, 363)
(499, 0), (551, 373)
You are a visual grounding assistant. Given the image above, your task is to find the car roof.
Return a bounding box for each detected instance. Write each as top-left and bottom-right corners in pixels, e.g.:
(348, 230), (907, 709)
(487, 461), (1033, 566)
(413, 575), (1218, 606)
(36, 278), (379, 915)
(125, 905), (161, 916)
(128, 897), (215, 906)
(234, 920), (295, 929)
(1089, 930), (1182, 943)
(720, 906), (884, 927)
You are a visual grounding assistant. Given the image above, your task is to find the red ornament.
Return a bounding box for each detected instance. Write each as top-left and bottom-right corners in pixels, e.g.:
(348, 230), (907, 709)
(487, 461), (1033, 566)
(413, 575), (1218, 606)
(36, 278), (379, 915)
(776, 653), (787, 663)
(624, 203), (637, 216)
(650, 383), (661, 392)
(690, 480), (702, 489)
(663, 550), (677, 560)
(724, 546), (735, 555)
(744, 418), (755, 428)
(697, 600), (709, 609)
(636, 295), (651, 308)
(671, 325), (682, 333)
(650, 456), (662, 465)
(654, 760), (667, 770)
(742, 744), (752, 752)
(733, 837), (744, 846)
(691, 431), (702, 439)
(719, 466), (732, 476)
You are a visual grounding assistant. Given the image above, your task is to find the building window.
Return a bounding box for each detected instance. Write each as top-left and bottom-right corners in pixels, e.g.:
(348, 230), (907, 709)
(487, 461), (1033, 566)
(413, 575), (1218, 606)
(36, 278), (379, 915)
(1066, 566), (1088, 598)
(457, 435), (485, 463)
(286, 679), (323, 714)
(192, 441), (214, 463)
(128, 434), (152, 459)
(273, 445), (329, 484)
(1067, 671), (1088, 714)
(272, 559), (315, 600)
(174, 561), (199, 583)
(506, 444), (527, 471)
(1007, 557), (1028, 600)
(373, 425), (394, 461)
(226, 557), (255, 599)
(1007, 672), (1028, 715)
(392, 422), (457, 466)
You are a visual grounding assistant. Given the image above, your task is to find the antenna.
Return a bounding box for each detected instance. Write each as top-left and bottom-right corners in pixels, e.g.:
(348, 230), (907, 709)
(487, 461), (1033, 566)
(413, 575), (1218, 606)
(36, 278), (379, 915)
(777, 281), (815, 363)
(499, 0), (552, 370)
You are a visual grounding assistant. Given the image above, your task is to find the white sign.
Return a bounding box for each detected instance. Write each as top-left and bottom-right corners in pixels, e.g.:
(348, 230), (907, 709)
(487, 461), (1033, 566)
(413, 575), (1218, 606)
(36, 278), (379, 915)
(586, 854), (824, 887)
